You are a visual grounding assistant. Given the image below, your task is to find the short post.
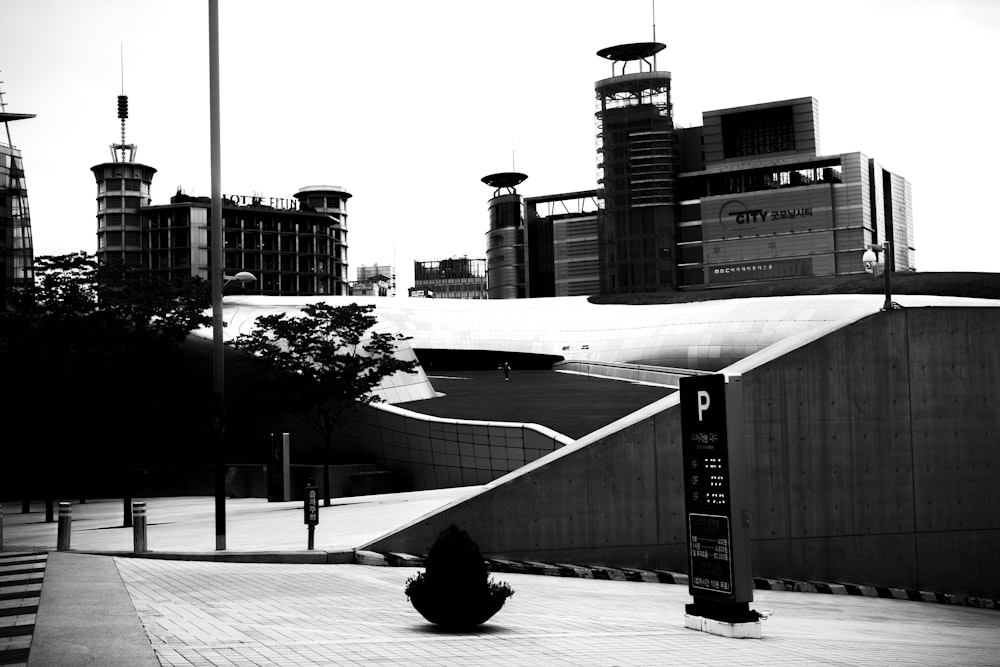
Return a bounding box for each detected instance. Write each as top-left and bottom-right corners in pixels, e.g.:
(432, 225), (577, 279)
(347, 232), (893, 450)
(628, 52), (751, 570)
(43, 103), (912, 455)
(56, 502), (72, 551)
(132, 501), (148, 553)
(1, 504), (4, 550)
(304, 480), (319, 550)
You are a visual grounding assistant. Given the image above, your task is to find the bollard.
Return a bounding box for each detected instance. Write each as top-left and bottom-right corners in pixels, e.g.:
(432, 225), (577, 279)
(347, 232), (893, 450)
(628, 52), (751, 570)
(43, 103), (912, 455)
(132, 501), (148, 553)
(56, 502), (72, 551)
(1, 504), (4, 550)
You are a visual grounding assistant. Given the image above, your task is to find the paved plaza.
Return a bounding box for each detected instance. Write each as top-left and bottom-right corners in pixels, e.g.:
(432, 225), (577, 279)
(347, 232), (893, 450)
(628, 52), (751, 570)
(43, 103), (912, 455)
(2, 497), (999, 666)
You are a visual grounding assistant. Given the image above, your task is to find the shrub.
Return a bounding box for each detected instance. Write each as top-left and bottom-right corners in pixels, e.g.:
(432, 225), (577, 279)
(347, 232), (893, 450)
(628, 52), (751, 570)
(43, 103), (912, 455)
(405, 525), (513, 629)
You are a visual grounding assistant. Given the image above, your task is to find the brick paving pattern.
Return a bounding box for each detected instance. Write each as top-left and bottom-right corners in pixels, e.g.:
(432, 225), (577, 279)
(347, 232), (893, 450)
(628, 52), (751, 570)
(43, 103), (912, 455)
(116, 558), (1000, 666)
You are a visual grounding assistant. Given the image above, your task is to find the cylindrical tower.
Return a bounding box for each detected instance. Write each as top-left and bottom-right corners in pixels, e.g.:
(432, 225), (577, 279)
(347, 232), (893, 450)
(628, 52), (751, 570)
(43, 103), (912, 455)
(595, 42), (679, 294)
(90, 93), (156, 266)
(482, 172), (527, 299)
(293, 185), (352, 296)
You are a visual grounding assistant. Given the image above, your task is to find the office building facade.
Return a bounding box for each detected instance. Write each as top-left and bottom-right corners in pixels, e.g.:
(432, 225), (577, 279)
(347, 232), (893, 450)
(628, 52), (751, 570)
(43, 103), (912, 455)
(595, 42), (679, 294)
(140, 186), (352, 296)
(0, 101), (35, 306)
(351, 264), (394, 297)
(89, 95), (352, 296)
(491, 44), (914, 298)
(675, 97), (913, 287)
(523, 190), (602, 297)
(413, 257), (487, 299)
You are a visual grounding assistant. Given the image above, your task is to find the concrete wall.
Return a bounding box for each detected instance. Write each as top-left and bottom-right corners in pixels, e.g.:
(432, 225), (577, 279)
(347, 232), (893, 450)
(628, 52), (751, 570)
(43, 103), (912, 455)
(364, 307), (1000, 599)
(554, 359), (705, 387)
(332, 403), (573, 491)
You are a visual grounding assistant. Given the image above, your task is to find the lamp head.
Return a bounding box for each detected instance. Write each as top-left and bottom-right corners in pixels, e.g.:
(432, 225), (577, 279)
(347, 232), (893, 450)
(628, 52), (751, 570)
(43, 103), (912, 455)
(225, 271), (257, 284)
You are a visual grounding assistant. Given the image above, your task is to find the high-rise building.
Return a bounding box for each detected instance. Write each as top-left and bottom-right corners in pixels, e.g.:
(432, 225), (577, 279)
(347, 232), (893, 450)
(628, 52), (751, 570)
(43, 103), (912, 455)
(675, 98), (914, 286)
(483, 172), (527, 299)
(413, 257), (487, 299)
(0, 86), (35, 306)
(489, 43), (913, 298)
(523, 190), (602, 297)
(140, 186), (352, 296)
(89, 93), (353, 296)
(595, 42), (678, 294)
(91, 93), (157, 266)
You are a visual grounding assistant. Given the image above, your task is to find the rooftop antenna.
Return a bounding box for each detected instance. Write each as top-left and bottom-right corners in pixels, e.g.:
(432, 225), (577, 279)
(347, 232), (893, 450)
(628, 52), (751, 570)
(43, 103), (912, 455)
(0, 73), (10, 146)
(113, 43), (135, 162)
(652, 0), (658, 69)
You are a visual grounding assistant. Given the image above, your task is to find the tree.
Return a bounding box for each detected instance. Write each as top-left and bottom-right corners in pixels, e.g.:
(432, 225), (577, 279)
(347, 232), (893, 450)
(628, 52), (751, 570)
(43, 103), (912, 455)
(230, 302), (419, 505)
(0, 252), (211, 516)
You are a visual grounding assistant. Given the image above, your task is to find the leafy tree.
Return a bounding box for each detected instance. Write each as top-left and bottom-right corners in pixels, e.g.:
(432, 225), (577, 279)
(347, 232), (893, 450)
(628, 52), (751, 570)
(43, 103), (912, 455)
(230, 302), (419, 505)
(0, 252), (211, 514)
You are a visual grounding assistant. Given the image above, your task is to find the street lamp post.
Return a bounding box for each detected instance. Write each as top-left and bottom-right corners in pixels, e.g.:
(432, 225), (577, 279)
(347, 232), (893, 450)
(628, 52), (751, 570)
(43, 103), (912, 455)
(209, 0), (224, 551)
(862, 240), (893, 312)
(211, 269), (257, 552)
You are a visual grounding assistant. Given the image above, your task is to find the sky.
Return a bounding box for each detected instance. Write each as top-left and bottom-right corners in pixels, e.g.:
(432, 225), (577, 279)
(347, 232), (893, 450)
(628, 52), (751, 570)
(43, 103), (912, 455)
(2, 0), (998, 290)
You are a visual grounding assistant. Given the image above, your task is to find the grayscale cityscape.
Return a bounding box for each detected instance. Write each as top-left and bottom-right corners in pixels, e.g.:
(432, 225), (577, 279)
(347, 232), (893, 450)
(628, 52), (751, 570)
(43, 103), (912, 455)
(1, 1), (998, 665)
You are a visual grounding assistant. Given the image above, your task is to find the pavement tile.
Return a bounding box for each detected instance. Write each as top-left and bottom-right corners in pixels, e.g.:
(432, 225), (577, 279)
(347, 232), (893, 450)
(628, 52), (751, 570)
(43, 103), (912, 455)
(6, 498), (1000, 665)
(111, 558), (1000, 667)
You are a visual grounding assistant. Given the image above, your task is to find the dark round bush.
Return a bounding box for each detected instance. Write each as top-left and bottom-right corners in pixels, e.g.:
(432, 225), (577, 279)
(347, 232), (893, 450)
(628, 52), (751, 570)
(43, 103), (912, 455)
(404, 525), (514, 629)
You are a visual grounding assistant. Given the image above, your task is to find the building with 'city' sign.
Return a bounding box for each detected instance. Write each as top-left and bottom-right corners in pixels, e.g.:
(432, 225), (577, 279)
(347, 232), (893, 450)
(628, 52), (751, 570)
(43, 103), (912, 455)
(492, 43), (913, 297)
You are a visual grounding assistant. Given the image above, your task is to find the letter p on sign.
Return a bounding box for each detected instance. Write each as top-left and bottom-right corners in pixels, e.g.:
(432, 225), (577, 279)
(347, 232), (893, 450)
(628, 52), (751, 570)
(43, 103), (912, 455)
(697, 390), (711, 421)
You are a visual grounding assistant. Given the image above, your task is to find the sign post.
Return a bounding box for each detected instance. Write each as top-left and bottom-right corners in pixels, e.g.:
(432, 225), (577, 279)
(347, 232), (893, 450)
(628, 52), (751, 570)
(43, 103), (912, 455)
(679, 373), (761, 637)
(303, 481), (319, 550)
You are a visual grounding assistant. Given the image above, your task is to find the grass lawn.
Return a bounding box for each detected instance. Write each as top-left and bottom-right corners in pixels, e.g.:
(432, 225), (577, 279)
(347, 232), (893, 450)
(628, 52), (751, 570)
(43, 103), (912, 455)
(397, 370), (674, 440)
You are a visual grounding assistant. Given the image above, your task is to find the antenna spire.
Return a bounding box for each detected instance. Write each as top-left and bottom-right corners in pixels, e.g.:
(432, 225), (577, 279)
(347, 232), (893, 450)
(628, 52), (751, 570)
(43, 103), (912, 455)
(117, 45), (129, 160)
(113, 44), (134, 162)
(652, 0), (658, 69)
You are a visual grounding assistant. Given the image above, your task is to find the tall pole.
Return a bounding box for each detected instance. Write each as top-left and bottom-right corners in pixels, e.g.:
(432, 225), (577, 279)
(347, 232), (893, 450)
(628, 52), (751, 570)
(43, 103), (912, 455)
(209, 0), (226, 551)
(882, 240), (892, 312)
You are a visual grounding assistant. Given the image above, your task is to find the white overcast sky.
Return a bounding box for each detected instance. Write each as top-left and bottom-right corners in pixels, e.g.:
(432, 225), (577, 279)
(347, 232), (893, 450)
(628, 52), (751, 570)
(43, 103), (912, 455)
(3, 0), (998, 288)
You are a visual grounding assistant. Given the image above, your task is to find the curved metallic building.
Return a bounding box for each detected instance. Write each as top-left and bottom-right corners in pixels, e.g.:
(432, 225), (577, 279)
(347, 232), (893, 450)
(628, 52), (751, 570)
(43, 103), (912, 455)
(207, 293), (1000, 600)
(215, 293), (996, 400)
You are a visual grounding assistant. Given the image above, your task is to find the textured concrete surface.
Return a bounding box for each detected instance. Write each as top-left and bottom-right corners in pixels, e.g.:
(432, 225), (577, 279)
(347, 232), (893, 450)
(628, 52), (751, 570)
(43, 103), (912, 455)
(366, 308), (1000, 601)
(1, 491), (475, 556)
(3, 497), (999, 666)
(28, 552), (158, 666)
